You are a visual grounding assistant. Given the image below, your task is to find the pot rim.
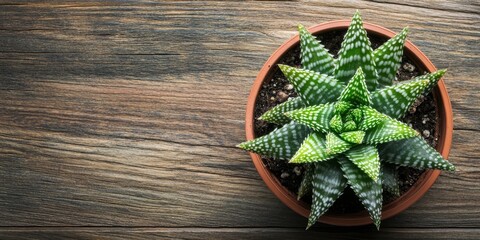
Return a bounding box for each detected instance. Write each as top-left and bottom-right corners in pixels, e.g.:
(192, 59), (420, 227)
(245, 20), (453, 226)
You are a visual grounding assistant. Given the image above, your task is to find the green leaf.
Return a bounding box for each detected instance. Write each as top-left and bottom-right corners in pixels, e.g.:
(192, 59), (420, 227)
(278, 65), (344, 105)
(345, 145), (380, 181)
(290, 132), (333, 163)
(351, 108), (363, 123)
(364, 116), (419, 144)
(338, 68), (372, 106)
(237, 122), (310, 160)
(326, 132), (353, 156)
(297, 165), (314, 200)
(371, 79), (428, 119)
(298, 24), (336, 75)
(381, 163), (400, 196)
(358, 106), (387, 131)
(329, 114), (344, 133)
(370, 70), (446, 119)
(335, 11), (378, 91)
(285, 103), (335, 133)
(343, 120), (357, 131)
(259, 97), (305, 124)
(373, 27), (409, 86)
(340, 130), (365, 144)
(339, 157), (383, 229)
(378, 137), (455, 171)
(307, 160), (347, 229)
(420, 69), (447, 95)
(334, 101), (354, 115)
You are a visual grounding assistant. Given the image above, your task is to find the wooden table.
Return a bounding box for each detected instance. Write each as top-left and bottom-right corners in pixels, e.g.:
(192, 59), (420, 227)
(1, 1), (479, 239)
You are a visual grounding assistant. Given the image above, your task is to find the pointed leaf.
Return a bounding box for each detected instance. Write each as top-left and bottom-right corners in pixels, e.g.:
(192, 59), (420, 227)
(358, 106), (387, 131)
(297, 165), (314, 200)
(381, 163), (400, 196)
(351, 108), (363, 123)
(238, 122), (310, 160)
(334, 101), (354, 115)
(290, 132), (333, 163)
(344, 120), (357, 131)
(378, 137), (455, 171)
(298, 24), (335, 75)
(339, 157), (382, 229)
(340, 130), (365, 144)
(329, 114), (343, 133)
(326, 132), (353, 155)
(335, 11), (378, 91)
(259, 97), (305, 124)
(285, 103), (335, 133)
(374, 27), (408, 86)
(371, 79), (428, 119)
(421, 69), (447, 95)
(307, 160), (347, 229)
(364, 116), (418, 144)
(278, 65), (344, 105)
(338, 68), (372, 106)
(345, 145), (380, 181)
(371, 70), (446, 119)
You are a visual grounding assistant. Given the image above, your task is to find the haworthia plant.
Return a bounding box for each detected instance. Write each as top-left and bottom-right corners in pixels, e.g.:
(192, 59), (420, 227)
(238, 10), (454, 230)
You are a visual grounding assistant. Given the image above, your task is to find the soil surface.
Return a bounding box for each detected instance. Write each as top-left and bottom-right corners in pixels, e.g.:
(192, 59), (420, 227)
(253, 30), (438, 214)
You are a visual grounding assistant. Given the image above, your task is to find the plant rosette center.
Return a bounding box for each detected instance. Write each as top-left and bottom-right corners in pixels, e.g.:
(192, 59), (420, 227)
(283, 66), (423, 184)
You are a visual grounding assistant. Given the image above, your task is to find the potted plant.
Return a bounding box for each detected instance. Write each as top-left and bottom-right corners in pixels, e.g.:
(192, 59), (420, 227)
(237, 11), (454, 229)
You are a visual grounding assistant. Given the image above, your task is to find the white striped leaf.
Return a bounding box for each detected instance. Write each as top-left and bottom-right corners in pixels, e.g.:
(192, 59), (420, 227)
(297, 165), (314, 200)
(364, 116), (419, 144)
(381, 163), (400, 196)
(340, 130), (365, 144)
(371, 79), (428, 119)
(335, 11), (378, 91)
(420, 69), (447, 95)
(325, 132), (353, 156)
(343, 120), (357, 131)
(334, 101), (354, 115)
(329, 114), (344, 133)
(373, 28), (409, 86)
(279, 65), (344, 105)
(358, 106), (387, 131)
(289, 132), (332, 163)
(339, 157), (383, 229)
(259, 97), (305, 124)
(298, 24), (335, 75)
(285, 103), (335, 133)
(378, 137), (455, 171)
(237, 122), (310, 160)
(345, 145), (380, 181)
(370, 70), (446, 119)
(307, 160), (347, 229)
(351, 108), (363, 123)
(338, 67), (372, 106)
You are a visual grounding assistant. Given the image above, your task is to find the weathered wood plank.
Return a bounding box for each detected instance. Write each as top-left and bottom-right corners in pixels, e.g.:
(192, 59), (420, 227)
(0, 0), (478, 231)
(0, 227), (479, 240)
(369, 0), (480, 14)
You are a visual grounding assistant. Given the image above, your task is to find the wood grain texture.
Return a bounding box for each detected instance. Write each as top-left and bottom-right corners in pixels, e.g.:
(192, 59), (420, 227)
(1, 227), (480, 240)
(0, 0), (479, 239)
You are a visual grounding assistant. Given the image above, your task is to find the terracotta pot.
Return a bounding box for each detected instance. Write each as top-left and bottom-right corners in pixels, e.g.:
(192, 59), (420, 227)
(244, 20), (453, 226)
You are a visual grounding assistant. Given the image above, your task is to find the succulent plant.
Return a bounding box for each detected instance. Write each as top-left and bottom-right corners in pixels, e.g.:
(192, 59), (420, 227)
(238, 11), (455, 229)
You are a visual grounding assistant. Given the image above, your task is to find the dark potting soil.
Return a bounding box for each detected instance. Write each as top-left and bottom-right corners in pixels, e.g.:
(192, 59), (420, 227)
(254, 30), (438, 214)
